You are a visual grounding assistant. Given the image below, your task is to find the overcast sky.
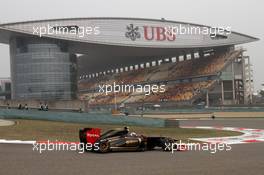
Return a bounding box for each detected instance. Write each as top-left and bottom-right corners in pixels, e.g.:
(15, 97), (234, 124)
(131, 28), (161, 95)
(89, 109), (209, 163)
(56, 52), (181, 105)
(0, 0), (263, 90)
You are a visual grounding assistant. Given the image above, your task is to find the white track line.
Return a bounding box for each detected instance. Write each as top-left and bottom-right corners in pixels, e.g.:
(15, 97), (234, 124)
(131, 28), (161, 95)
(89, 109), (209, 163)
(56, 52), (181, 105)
(0, 139), (36, 144)
(0, 119), (15, 126)
(183, 126), (264, 144)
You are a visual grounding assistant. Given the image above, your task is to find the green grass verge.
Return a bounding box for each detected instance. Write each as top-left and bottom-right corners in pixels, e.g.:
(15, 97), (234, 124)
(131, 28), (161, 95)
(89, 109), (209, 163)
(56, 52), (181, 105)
(0, 119), (242, 142)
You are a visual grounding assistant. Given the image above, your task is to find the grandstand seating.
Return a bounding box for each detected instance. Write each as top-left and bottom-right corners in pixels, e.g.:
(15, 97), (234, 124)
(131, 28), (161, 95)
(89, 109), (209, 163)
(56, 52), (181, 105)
(78, 49), (241, 105)
(143, 81), (215, 102)
(80, 80), (216, 105)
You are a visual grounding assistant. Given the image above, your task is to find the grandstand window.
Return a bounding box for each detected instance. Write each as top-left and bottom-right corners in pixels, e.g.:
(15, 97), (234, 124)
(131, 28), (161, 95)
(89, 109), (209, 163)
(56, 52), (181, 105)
(245, 59), (249, 64)
(204, 53), (210, 57)
(146, 62), (150, 67)
(152, 61), (156, 66)
(184, 54), (187, 61)
(135, 65), (139, 70)
(171, 57), (176, 62)
(120, 68), (123, 72)
(158, 60), (162, 65)
(187, 54), (192, 60)
(194, 52), (199, 59)
(125, 67), (128, 71)
(140, 64), (144, 68)
(116, 69), (119, 73)
(179, 55), (184, 62)
(164, 58), (170, 62)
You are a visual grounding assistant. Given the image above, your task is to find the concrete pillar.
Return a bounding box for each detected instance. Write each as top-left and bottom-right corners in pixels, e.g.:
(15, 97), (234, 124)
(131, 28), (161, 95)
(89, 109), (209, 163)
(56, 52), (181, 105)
(191, 52), (195, 59)
(247, 57), (253, 104)
(199, 50), (204, 58)
(221, 81), (225, 105)
(206, 90), (209, 107)
(183, 54), (187, 61)
(176, 56), (179, 62)
(231, 61), (236, 104)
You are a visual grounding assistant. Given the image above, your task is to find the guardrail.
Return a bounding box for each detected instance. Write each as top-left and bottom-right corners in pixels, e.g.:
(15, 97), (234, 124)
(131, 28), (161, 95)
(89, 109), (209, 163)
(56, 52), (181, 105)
(0, 109), (167, 128)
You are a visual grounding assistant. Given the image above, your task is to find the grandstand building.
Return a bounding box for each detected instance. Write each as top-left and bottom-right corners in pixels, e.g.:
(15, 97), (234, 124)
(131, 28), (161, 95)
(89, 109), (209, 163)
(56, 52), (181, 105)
(0, 18), (258, 107)
(0, 78), (11, 100)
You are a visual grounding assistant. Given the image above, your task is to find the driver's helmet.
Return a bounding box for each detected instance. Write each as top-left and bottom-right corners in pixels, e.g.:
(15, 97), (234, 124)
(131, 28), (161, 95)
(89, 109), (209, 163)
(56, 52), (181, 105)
(124, 126), (129, 132)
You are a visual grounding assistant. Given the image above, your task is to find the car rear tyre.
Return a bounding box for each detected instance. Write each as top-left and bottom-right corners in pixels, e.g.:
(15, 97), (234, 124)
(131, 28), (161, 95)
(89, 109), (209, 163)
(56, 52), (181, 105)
(99, 141), (110, 153)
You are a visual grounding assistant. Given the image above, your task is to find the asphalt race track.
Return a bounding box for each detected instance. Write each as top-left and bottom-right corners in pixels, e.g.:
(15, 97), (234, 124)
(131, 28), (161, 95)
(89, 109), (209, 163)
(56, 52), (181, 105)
(1, 119), (264, 175)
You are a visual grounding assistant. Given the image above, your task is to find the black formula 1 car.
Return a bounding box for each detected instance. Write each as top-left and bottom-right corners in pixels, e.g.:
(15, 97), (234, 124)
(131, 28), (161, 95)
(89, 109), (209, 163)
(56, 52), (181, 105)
(79, 127), (177, 153)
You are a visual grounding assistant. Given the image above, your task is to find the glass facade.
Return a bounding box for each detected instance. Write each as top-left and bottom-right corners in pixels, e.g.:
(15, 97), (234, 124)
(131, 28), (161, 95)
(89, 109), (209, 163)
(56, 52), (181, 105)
(10, 37), (77, 100)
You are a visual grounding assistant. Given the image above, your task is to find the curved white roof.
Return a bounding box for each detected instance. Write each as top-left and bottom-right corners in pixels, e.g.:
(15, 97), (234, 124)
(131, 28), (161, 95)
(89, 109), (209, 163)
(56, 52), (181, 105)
(0, 17), (259, 48)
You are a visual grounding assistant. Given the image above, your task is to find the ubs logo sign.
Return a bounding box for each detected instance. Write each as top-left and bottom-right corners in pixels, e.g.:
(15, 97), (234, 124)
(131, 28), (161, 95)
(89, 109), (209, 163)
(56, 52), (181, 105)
(125, 24), (176, 42)
(125, 24), (141, 41)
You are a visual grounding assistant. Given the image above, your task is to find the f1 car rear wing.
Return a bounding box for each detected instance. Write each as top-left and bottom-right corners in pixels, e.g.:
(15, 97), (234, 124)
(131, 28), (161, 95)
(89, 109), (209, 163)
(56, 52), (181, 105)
(79, 128), (101, 144)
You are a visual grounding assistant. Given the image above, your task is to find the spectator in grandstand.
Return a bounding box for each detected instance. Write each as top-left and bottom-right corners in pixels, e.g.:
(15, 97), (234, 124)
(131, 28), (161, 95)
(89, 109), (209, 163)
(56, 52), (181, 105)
(44, 103), (49, 111)
(18, 103), (22, 110)
(39, 103), (44, 111)
(24, 104), (28, 110)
